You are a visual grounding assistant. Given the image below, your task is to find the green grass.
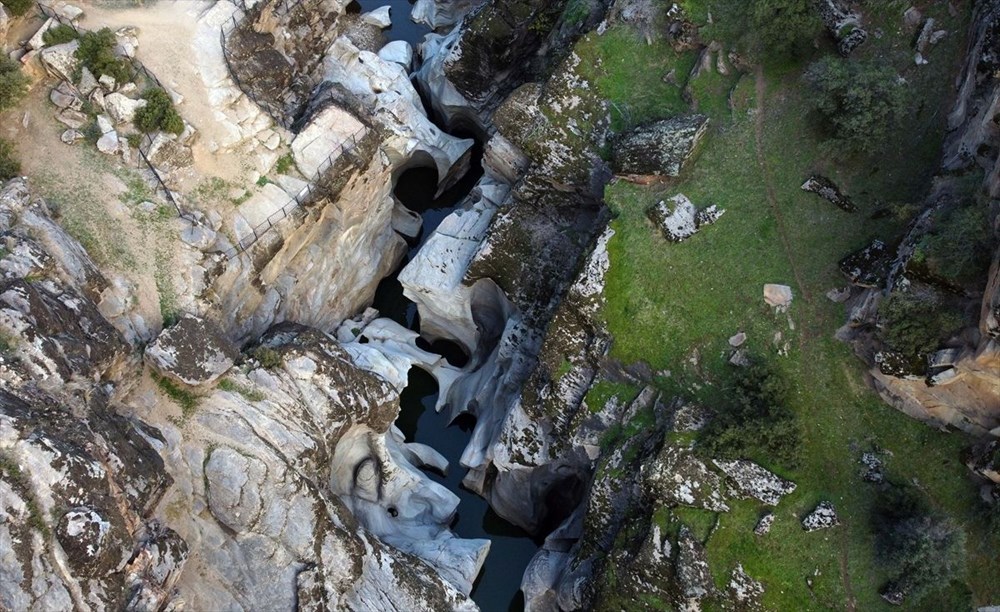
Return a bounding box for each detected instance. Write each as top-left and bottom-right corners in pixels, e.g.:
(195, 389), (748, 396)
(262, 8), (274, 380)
(217, 378), (267, 402)
(575, 26), (698, 132)
(152, 372), (199, 417)
(592, 5), (997, 608)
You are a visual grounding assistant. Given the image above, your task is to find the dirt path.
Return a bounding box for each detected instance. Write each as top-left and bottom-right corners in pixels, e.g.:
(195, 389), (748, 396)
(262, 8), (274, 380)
(753, 67), (811, 305)
(78, 0), (257, 191)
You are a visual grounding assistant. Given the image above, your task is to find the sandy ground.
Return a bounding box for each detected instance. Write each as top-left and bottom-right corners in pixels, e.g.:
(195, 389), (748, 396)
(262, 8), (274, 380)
(77, 0), (259, 189)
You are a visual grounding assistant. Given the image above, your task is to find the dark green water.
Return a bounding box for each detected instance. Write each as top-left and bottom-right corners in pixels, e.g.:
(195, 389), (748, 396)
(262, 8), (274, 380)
(356, 0), (433, 47)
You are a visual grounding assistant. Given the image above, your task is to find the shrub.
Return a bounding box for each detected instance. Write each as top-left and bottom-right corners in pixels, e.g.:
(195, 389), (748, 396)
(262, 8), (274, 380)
(75, 28), (132, 84)
(0, 138), (20, 181)
(0, 0), (33, 17)
(152, 372), (199, 416)
(873, 484), (966, 604)
(250, 346), (283, 369)
(0, 55), (29, 113)
(698, 356), (801, 466)
(134, 88), (184, 135)
(912, 203), (995, 288)
(878, 291), (963, 362)
(275, 153), (295, 175)
(804, 56), (908, 154)
(42, 24), (79, 46)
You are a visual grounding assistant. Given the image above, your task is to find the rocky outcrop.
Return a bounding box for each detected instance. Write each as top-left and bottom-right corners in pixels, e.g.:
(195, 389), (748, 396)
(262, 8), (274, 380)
(817, 0), (868, 56)
(611, 114), (709, 181)
(802, 501), (840, 531)
(801, 174), (856, 212)
(837, 0), (1000, 436)
(144, 314), (238, 385)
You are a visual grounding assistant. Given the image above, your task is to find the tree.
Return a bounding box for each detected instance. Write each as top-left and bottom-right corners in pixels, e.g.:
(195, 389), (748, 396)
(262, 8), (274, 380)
(0, 55), (29, 113)
(698, 356), (801, 466)
(804, 56), (908, 154)
(0, 138), (20, 182)
(134, 88), (184, 135)
(708, 0), (822, 62)
(878, 291), (963, 363)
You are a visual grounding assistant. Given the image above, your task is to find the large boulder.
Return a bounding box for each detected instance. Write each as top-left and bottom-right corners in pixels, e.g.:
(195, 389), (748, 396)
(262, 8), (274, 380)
(104, 92), (148, 124)
(143, 314), (238, 386)
(712, 459), (797, 505)
(39, 40), (80, 83)
(612, 114), (709, 180)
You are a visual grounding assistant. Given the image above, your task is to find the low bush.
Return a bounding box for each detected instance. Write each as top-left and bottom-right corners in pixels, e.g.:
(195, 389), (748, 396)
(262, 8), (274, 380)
(134, 88), (184, 134)
(0, 0), (32, 17)
(0, 138), (20, 181)
(250, 346), (283, 369)
(698, 356), (801, 466)
(152, 372), (199, 416)
(42, 24), (79, 46)
(912, 203), (995, 288)
(0, 55), (29, 113)
(877, 291), (963, 362)
(705, 0), (822, 62)
(75, 28), (132, 84)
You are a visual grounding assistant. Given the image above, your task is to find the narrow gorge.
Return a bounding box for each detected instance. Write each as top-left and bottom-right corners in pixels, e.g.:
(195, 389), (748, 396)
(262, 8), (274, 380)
(0, 0), (997, 610)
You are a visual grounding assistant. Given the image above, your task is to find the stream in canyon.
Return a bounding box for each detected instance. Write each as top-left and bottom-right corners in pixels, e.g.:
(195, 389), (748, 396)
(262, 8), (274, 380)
(356, 4), (543, 608)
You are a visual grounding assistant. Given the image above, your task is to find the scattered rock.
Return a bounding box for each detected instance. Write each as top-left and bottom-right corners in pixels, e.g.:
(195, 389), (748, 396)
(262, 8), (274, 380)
(99, 74), (117, 92)
(817, 0), (868, 55)
(104, 92), (147, 124)
(729, 349), (751, 367)
(880, 583), (906, 605)
(27, 17), (55, 51)
(860, 452), (884, 483)
(903, 7), (923, 30)
(96, 130), (120, 155)
(763, 284), (793, 312)
(144, 314), (239, 386)
(362, 5), (392, 28)
(713, 459), (797, 505)
(60, 129), (84, 145)
(56, 108), (88, 129)
(728, 332), (747, 347)
(97, 114), (115, 134)
(179, 221), (218, 251)
(78, 66), (99, 96)
(727, 564), (765, 610)
(801, 175), (855, 212)
(49, 84), (79, 110)
(648, 194), (697, 242)
(826, 287), (852, 303)
(55, 4), (84, 22)
(802, 501), (840, 531)
(695, 204), (725, 228)
(612, 114), (709, 180)
(754, 512), (775, 536)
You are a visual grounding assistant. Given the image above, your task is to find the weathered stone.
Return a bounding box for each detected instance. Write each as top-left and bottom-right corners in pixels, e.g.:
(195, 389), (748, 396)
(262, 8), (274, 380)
(39, 41), (80, 82)
(99, 74), (116, 92)
(801, 175), (855, 212)
(56, 108), (88, 129)
(97, 130), (120, 154)
(727, 564), (765, 610)
(826, 287), (852, 302)
(361, 5), (392, 28)
(695, 204), (726, 227)
(671, 402), (712, 432)
(104, 92), (147, 124)
(144, 314), (238, 385)
(60, 129), (83, 145)
(754, 512), (775, 536)
(645, 444), (730, 512)
(713, 459), (797, 505)
(839, 239), (890, 287)
(729, 332), (747, 347)
(27, 18), (55, 51)
(612, 115), (709, 179)
(817, 0), (868, 55)
(677, 525), (713, 607)
(763, 284), (793, 312)
(49, 85), (78, 110)
(378, 40), (414, 69)
(648, 194), (697, 242)
(802, 501), (840, 531)
(860, 452), (885, 483)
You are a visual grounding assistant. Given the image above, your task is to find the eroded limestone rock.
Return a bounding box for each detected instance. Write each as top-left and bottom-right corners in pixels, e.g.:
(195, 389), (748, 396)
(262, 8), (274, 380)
(612, 115), (709, 180)
(144, 314), (238, 386)
(712, 459), (796, 505)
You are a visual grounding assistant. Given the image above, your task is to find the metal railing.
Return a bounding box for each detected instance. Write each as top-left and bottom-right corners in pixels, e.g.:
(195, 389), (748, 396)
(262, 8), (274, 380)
(220, 126), (369, 259)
